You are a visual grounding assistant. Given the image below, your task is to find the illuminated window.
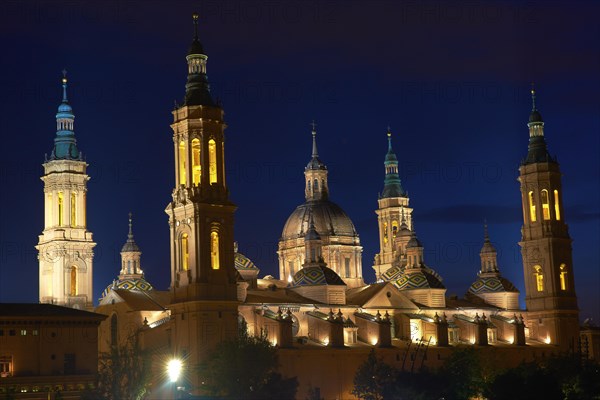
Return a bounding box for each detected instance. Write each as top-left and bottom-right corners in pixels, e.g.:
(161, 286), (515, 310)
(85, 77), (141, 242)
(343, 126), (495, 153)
(554, 190), (561, 220)
(178, 141), (187, 185)
(0, 356), (13, 377)
(534, 266), (544, 292)
(192, 138), (201, 186)
(208, 139), (217, 184)
(58, 192), (64, 226)
(541, 189), (550, 220)
(110, 314), (118, 347)
(288, 261), (294, 276)
(560, 264), (567, 291)
(211, 231), (220, 270)
(383, 222), (388, 244)
(528, 191), (536, 222)
(313, 179), (318, 190)
(70, 192), (76, 227)
(392, 220), (399, 238)
(345, 258), (351, 277)
(181, 233), (189, 271)
(70, 267), (77, 296)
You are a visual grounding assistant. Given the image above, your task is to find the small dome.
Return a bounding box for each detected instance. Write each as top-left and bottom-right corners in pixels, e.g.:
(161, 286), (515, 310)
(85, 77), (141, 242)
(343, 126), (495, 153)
(101, 277), (154, 299)
(234, 252), (258, 270)
(306, 156), (327, 170)
(529, 109), (543, 124)
(291, 265), (346, 287)
(480, 241), (496, 254)
(57, 103), (73, 114)
(281, 200), (359, 240)
(406, 233), (423, 248)
(122, 241), (140, 253)
(394, 270), (445, 290)
(468, 276), (518, 294)
(385, 148), (398, 163)
(188, 39), (204, 55)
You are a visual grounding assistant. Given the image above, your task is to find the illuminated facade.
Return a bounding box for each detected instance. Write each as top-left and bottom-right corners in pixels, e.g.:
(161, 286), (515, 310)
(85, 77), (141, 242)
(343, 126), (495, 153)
(36, 72), (95, 310)
(517, 88), (579, 347)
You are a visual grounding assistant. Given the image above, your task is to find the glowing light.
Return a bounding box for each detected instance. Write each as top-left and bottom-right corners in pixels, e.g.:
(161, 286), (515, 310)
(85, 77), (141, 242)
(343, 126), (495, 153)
(271, 338), (278, 346)
(509, 336), (515, 344)
(287, 274), (293, 283)
(544, 336), (551, 344)
(470, 337), (476, 344)
(370, 337), (378, 346)
(167, 359), (183, 383)
(430, 337), (437, 345)
(323, 338), (329, 346)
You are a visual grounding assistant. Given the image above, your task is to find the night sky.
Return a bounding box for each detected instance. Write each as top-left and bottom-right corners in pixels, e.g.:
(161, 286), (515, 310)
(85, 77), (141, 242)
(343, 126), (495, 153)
(0, 1), (598, 322)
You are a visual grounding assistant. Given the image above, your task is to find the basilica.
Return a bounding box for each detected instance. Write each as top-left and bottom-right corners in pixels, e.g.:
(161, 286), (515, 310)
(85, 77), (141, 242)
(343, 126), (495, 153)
(32, 14), (595, 399)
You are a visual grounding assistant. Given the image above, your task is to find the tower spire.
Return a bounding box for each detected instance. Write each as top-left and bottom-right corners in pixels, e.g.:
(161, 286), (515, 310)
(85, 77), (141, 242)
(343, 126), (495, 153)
(192, 12), (199, 41)
(531, 82), (537, 111)
(311, 120), (318, 158)
(524, 85), (553, 164)
(381, 128), (406, 198)
(51, 70), (81, 160)
(183, 12), (214, 106)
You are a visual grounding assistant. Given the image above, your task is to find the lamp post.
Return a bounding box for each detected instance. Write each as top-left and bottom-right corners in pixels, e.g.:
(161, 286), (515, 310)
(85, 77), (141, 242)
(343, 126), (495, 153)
(167, 359), (183, 399)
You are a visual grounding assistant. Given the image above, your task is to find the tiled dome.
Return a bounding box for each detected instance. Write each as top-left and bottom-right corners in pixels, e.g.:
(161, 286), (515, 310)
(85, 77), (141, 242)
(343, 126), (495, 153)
(468, 276), (518, 294)
(101, 277), (153, 298)
(291, 266), (346, 287)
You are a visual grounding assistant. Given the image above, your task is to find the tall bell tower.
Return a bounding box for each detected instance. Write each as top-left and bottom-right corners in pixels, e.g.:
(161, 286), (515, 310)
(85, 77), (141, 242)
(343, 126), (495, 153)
(165, 14), (238, 371)
(518, 87), (579, 350)
(36, 72), (95, 310)
(373, 128), (413, 279)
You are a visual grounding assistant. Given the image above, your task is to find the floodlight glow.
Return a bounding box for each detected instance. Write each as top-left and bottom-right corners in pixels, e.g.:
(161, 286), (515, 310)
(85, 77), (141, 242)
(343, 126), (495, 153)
(167, 359), (183, 383)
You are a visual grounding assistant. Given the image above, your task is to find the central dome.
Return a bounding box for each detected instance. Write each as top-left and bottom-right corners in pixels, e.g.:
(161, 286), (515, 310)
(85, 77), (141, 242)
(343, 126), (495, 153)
(281, 200), (359, 240)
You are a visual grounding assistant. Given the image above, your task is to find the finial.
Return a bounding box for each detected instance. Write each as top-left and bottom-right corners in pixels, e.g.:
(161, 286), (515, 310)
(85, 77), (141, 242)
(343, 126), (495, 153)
(483, 218), (489, 242)
(61, 69), (68, 103)
(386, 126), (392, 151)
(192, 12), (199, 40)
(310, 120), (318, 158)
(530, 82), (536, 111)
(128, 212), (133, 237)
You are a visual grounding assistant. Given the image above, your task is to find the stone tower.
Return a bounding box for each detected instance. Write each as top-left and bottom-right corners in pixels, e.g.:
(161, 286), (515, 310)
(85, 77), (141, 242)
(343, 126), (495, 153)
(373, 128), (413, 279)
(165, 14), (239, 371)
(36, 72), (95, 310)
(518, 87), (579, 349)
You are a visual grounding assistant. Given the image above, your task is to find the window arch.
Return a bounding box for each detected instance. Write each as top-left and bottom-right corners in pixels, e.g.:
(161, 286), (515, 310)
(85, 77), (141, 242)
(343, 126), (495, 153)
(211, 231), (220, 270)
(554, 190), (561, 220)
(58, 192), (64, 226)
(181, 233), (189, 271)
(528, 191), (536, 222)
(383, 222), (388, 244)
(70, 267), (77, 296)
(560, 264), (567, 291)
(313, 179), (319, 190)
(534, 265), (544, 292)
(392, 220), (399, 238)
(541, 189), (550, 220)
(208, 139), (217, 184)
(178, 141), (187, 185)
(110, 314), (118, 347)
(192, 138), (201, 186)
(70, 193), (76, 227)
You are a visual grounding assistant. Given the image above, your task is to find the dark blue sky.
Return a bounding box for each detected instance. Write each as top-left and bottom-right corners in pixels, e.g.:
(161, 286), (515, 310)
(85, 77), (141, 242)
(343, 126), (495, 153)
(0, 1), (598, 321)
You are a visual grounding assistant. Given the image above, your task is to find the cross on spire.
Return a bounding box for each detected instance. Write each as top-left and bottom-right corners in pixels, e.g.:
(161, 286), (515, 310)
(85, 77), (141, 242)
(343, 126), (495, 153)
(192, 12), (199, 40)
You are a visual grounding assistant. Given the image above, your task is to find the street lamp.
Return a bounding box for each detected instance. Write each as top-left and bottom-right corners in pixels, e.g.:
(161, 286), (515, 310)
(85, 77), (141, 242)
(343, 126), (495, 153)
(167, 359), (183, 399)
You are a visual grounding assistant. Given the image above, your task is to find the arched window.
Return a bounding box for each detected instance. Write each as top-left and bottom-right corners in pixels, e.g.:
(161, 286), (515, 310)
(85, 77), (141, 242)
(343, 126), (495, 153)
(127, 260), (131, 274)
(181, 233), (189, 271)
(70, 267), (77, 296)
(383, 222), (388, 244)
(307, 180), (311, 193)
(313, 179), (319, 190)
(541, 189), (550, 220)
(110, 314), (118, 347)
(554, 190), (561, 220)
(70, 192), (76, 227)
(392, 220), (399, 238)
(178, 141), (187, 185)
(528, 191), (536, 222)
(534, 266), (544, 292)
(560, 264), (567, 291)
(211, 231), (220, 270)
(208, 139), (217, 184)
(192, 139), (201, 186)
(58, 192), (64, 226)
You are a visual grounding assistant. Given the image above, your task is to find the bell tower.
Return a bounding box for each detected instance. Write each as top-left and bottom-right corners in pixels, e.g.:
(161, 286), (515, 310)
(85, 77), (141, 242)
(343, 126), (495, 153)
(36, 71), (95, 310)
(518, 87), (579, 349)
(373, 128), (413, 279)
(165, 14), (238, 375)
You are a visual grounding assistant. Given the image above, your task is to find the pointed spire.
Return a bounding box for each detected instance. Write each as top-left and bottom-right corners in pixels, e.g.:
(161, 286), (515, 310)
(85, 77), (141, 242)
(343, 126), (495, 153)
(311, 120), (318, 158)
(483, 219), (490, 243)
(381, 127), (406, 198)
(523, 83), (553, 164)
(122, 212), (140, 253)
(192, 12), (199, 41)
(530, 82), (537, 111)
(61, 69), (69, 103)
(50, 70), (80, 161)
(184, 13), (214, 106)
